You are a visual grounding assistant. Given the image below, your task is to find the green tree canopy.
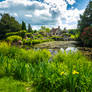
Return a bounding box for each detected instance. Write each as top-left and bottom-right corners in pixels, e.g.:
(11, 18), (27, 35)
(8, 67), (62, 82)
(78, 1), (92, 31)
(28, 24), (32, 32)
(0, 13), (21, 39)
(40, 26), (50, 33)
(22, 21), (26, 30)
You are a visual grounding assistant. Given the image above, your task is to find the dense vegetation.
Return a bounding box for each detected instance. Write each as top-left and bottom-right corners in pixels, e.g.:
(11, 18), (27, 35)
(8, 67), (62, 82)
(80, 26), (92, 46)
(0, 13), (81, 47)
(0, 42), (92, 92)
(0, 2), (92, 46)
(0, 1), (92, 92)
(0, 14), (21, 39)
(0, 14), (54, 45)
(78, 1), (92, 46)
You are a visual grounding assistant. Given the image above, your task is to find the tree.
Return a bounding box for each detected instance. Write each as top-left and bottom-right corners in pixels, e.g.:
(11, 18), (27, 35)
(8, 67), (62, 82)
(28, 24), (32, 32)
(80, 26), (92, 46)
(22, 21), (26, 30)
(0, 13), (21, 39)
(78, 1), (92, 46)
(78, 1), (92, 32)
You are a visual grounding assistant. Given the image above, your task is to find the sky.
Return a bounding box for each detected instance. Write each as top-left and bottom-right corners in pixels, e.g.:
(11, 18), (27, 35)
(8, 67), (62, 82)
(0, 0), (90, 29)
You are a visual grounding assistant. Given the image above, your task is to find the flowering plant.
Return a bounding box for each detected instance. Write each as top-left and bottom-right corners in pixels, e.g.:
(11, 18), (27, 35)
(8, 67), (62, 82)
(80, 26), (92, 46)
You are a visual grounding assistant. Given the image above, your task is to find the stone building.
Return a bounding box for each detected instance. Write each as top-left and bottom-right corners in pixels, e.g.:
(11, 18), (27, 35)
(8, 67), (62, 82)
(50, 26), (61, 36)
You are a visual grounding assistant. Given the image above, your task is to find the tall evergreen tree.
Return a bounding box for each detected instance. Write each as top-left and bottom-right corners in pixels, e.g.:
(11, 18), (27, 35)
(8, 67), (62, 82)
(28, 24), (32, 32)
(0, 13), (21, 39)
(78, 1), (92, 31)
(22, 21), (26, 30)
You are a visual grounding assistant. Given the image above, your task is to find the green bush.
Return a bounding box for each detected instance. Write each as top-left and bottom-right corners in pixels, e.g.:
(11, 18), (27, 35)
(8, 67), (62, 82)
(5, 32), (19, 37)
(23, 39), (32, 45)
(32, 39), (53, 45)
(5, 30), (27, 38)
(32, 39), (41, 44)
(80, 26), (92, 46)
(23, 39), (53, 45)
(6, 35), (22, 43)
(25, 33), (33, 38)
(18, 30), (27, 38)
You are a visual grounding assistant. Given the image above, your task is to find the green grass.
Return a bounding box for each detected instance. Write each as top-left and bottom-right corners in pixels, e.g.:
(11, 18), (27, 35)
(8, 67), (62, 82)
(0, 42), (92, 92)
(0, 76), (28, 92)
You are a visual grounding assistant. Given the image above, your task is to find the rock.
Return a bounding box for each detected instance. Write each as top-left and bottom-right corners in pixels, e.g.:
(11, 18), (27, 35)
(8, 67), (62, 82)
(65, 47), (78, 53)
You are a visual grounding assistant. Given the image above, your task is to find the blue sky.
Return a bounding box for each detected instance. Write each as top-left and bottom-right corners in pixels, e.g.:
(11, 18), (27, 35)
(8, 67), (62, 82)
(0, 0), (90, 29)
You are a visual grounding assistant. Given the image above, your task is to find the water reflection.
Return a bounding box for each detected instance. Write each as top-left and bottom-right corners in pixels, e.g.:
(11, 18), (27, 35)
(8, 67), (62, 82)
(65, 47), (78, 53)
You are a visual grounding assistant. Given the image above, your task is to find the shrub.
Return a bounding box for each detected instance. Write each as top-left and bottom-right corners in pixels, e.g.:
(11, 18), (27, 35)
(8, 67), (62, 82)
(80, 26), (92, 46)
(23, 39), (32, 45)
(5, 30), (27, 38)
(25, 33), (33, 38)
(18, 30), (26, 38)
(5, 32), (19, 37)
(23, 39), (53, 45)
(32, 39), (41, 44)
(6, 35), (22, 43)
(32, 39), (53, 45)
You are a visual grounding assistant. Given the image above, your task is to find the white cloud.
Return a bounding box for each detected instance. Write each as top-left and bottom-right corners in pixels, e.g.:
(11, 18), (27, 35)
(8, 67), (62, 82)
(25, 14), (32, 18)
(34, 9), (51, 17)
(67, 0), (76, 5)
(0, 0), (84, 29)
(13, 13), (18, 17)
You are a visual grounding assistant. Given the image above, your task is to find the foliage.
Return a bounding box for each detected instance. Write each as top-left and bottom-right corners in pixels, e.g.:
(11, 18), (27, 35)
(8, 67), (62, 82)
(19, 30), (26, 38)
(51, 36), (63, 41)
(5, 30), (27, 39)
(39, 26), (50, 36)
(28, 24), (33, 33)
(22, 21), (26, 30)
(68, 29), (80, 35)
(32, 39), (53, 45)
(23, 38), (32, 45)
(80, 26), (92, 46)
(0, 42), (51, 64)
(0, 13), (21, 39)
(25, 33), (33, 38)
(33, 34), (43, 39)
(23, 38), (53, 45)
(0, 42), (92, 92)
(6, 35), (22, 43)
(0, 77), (27, 92)
(5, 32), (19, 37)
(78, 1), (92, 32)
(70, 34), (79, 40)
(78, 1), (92, 45)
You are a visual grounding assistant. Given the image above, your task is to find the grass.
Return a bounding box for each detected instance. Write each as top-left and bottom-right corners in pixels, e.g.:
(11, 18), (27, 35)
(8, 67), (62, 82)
(0, 42), (92, 92)
(0, 76), (28, 92)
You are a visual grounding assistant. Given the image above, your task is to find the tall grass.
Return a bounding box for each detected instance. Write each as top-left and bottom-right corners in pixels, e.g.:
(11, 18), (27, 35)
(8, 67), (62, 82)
(0, 42), (92, 92)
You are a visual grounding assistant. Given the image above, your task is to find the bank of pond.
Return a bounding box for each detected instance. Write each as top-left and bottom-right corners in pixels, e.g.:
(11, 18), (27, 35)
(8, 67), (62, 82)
(0, 42), (92, 92)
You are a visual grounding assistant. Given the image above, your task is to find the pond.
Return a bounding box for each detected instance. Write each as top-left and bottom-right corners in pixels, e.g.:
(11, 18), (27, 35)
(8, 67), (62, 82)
(33, 41), (92, 59)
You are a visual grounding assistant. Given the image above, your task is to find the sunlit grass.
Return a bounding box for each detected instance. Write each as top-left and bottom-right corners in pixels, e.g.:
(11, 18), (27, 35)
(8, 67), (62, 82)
(0, 42), (92, 92)
(0, 76), (28, 92)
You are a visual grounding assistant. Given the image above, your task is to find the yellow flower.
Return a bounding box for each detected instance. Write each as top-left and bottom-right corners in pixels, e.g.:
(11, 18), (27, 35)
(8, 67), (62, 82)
(72, 70), (79, 75)
(60, 71), (64, 75)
